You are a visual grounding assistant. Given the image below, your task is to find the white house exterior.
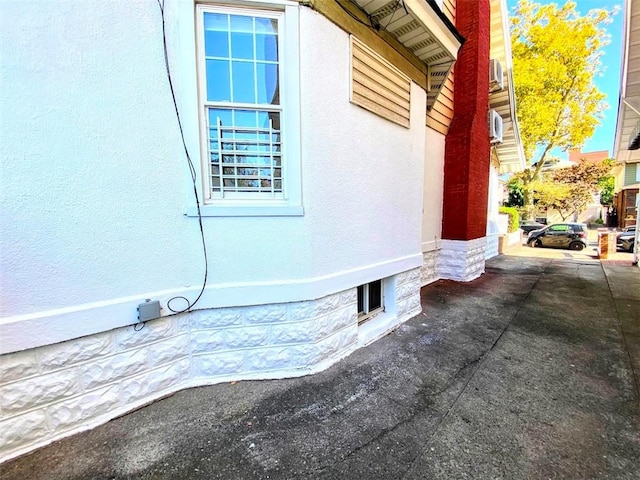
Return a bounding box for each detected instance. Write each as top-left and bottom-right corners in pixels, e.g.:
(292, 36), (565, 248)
(0, 0), (471, 461)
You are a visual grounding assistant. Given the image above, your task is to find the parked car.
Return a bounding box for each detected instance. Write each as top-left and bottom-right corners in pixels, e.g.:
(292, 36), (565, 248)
(616, 225), (636, 240)
(617, 232), (636, 252)
(520, 220), (546, 234)
(527, 223), (588, 251)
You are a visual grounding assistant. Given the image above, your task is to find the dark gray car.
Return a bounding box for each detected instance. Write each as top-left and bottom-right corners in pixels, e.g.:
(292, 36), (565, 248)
(520, 220), (546, 234)
(527, 223), (588, 251)
(617, 232), (636, 252)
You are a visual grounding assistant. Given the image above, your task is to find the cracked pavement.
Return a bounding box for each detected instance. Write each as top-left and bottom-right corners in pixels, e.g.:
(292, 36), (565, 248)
(1, 253), (639, 479)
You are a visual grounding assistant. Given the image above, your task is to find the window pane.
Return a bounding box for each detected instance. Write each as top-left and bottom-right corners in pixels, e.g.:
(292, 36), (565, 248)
(204, 12), (228, 31)
(257, 63), (279, 104)
(230, 16), (254, 59)
(204, 13), (229, 58)
(268, 111), (280, 131)
(230, 32), (254, 60)
(206, 59), (231, 101)
(209, 108), (232, 126)
(256, 27), (278, 62)
(368, 280), (382, 311)
(230, 15), (253, 33)
(357, 285), (365, 314)
(232, 61), (255, 103)
(234, 109), (257, 128)
(238, 179), (259, 188)
(205, 30), (229, 58)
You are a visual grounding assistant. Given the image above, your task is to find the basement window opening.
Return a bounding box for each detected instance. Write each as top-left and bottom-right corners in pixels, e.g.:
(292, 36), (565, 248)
(357, 279), (384, 325)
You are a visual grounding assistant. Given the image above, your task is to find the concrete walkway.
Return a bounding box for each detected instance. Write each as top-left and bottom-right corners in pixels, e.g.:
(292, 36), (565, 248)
(1, 249), (639, 479)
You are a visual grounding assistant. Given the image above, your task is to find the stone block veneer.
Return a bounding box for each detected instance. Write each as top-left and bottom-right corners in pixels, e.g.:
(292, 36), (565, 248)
(438, 237), (487, 282)
(485, 233), (499, 260)
(391, 268), (423, 322)
(420, 250), (439, 286)
(0, 268), (421, 462)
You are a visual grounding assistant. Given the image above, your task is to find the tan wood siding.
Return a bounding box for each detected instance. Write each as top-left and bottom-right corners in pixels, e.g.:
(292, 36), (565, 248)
(351, 37), (411, 128)
(426, 0), (455, 134)
(426, 115), (449, 135)
(310, 0), (428, 90)
(443, 0), (455, 23)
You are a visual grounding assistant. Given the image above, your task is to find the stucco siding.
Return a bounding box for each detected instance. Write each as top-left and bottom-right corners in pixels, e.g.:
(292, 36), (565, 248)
(1, 4), (427, 352)
(422, 128), (445, 252)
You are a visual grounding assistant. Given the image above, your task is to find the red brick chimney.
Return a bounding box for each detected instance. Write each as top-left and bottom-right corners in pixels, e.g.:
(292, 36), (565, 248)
(442, 0), (491, 241)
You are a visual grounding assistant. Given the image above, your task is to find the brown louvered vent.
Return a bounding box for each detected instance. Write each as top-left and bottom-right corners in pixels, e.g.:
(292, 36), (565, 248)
(350, 36), (411, 128)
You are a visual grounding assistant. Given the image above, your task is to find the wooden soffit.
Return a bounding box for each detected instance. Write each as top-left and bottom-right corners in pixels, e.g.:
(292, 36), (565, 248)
(489, 0), (525, 174)
(311, 0), (464, 111)
(614, 0), (640, 164)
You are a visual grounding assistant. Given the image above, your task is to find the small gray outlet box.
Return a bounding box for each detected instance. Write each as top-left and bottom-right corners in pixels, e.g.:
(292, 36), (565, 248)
(137, 300), (161, 322)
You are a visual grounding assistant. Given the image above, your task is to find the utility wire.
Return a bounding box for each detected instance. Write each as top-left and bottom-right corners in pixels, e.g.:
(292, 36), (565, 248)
(156, 0), (209, 315)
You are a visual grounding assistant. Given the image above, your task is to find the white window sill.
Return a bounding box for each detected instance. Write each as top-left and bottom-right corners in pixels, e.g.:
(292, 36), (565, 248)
(186, 203), (304, 217)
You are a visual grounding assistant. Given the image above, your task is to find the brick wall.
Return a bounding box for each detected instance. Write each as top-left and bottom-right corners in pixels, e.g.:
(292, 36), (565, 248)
(442, 0), (491, 241)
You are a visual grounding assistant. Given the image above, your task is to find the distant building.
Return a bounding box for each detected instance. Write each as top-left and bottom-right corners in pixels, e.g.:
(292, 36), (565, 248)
(613, 0), (640, 229)
(568, 149), (609, 164)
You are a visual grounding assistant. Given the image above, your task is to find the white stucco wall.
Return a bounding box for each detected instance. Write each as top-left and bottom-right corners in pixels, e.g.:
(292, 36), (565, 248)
(298, 9), (426, 283)
(1, 2), (426, 352)
(422, 127), (445, 251)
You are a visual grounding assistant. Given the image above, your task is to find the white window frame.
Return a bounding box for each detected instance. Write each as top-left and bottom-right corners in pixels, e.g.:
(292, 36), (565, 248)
(193, 2), (302, 217)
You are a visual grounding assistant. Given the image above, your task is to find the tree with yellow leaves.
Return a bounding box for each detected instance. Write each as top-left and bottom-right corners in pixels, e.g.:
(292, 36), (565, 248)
(511, 0), (614, 218)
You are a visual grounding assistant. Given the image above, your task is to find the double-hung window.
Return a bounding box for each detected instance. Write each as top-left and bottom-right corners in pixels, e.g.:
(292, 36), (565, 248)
(196, 3), (301, 216)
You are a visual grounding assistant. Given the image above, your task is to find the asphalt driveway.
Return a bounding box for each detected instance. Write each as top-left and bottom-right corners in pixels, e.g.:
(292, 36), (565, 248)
(1, 251), (638, 479)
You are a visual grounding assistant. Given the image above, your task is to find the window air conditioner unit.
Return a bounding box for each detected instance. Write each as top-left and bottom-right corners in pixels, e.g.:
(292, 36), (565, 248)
(489, 59), (504, 92)
(488, 109), (503, 144)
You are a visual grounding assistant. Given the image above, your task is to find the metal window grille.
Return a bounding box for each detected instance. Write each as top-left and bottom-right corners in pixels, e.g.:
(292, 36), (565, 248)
(209, 113), (282, 197)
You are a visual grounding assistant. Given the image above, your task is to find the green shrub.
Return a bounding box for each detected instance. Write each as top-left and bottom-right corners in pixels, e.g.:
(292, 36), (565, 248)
(499, 206), (520, 233)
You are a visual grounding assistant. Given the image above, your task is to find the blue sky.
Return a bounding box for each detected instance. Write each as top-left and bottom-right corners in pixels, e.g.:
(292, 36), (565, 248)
(507, 0), (624, 158)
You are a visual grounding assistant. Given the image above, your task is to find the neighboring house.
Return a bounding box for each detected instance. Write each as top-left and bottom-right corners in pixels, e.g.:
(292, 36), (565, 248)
(541, 149), (609, 225)
(0, 0), (521, 462)
(568, 149), (609, 163)
(486, 0), (526, 258)
(613, 0), (640, 229)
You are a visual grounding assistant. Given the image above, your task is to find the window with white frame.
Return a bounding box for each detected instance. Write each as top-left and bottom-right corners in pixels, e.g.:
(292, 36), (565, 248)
(195, 4), (301, 214)
(357, 279), (383, 324)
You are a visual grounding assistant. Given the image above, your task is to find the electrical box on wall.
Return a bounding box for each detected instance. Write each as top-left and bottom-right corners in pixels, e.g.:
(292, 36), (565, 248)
(137, 300), (161, 322)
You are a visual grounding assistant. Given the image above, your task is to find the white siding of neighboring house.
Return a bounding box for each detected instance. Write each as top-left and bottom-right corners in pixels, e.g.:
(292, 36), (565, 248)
(0, 2), (428, 461)
(486, 165), (501, 259)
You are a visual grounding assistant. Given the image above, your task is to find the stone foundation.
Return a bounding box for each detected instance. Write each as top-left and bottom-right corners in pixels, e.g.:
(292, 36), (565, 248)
(0, 268), (422, 462)
(438, 238), (487, 282)
(485, 233), (499, 259)
(420, 249), (440, 286)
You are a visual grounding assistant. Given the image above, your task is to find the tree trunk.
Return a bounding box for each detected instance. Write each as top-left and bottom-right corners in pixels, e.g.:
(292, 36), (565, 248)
(522, 185), (535, 220)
